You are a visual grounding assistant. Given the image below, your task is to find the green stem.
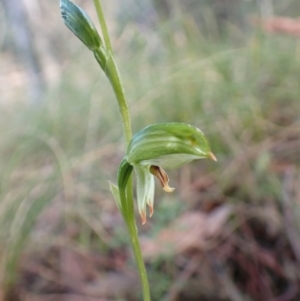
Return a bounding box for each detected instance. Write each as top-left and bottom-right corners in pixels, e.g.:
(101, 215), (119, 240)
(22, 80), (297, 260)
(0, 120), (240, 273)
(119, 161), (151, 301)
(92, 0), (132, 144)
(105, 55), (132, 145)
(92, 0), (113, 53)
(92, 1), (151, 301)
(92, 24), (132, 146)
(126, 217), (151, 301)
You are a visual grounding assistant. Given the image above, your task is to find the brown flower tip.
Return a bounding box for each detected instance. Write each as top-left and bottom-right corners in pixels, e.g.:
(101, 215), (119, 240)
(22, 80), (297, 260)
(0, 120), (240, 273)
(163, 183), (175, 192)
(141, 210), (147, 225)
(208, 152), (217, 161)
(149, 204), (154, 217)
(150, 165), (175, 193)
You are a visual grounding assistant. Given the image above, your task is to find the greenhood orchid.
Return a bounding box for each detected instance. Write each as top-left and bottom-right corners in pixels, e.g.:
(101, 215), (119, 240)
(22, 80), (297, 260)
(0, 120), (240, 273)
(117, 123), (217, 224)
(60, 2), (218, 298)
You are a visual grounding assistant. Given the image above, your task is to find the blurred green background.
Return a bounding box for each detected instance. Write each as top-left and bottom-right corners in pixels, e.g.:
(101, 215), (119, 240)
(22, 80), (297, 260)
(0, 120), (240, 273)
(0, 0), (300, 300)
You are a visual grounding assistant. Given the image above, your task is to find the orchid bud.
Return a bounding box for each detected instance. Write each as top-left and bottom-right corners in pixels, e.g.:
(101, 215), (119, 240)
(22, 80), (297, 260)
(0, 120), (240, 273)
(60, 0), (102, 51)
(117, 123), (216, 224)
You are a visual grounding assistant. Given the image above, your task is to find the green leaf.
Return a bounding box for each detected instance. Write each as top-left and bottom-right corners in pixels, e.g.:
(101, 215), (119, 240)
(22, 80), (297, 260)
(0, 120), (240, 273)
(116, 158), (133, 216)
(60, 0), (102, 51)
(117, 158), (133, 200)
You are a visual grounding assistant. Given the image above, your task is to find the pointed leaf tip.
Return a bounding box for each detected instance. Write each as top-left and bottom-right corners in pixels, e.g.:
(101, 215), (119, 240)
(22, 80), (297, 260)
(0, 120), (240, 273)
(109, 182), (122, 211)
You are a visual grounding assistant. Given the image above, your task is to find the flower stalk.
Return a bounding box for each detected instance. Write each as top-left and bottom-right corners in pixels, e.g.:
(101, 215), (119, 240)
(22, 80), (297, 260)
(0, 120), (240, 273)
(90, 1), (150, 299)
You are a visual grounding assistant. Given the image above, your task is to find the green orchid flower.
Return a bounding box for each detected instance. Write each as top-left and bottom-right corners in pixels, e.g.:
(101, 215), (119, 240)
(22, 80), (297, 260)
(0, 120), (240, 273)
(117, 123), (217, 224)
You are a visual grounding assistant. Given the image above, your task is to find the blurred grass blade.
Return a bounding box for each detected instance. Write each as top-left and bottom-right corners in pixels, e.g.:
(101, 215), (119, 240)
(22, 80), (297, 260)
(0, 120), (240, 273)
(60, 0), (102, 51)
(1, 184), (56, 294)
